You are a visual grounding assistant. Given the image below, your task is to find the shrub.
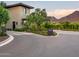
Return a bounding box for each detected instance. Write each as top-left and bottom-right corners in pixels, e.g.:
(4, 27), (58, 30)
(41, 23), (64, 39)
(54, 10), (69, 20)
(40, 22), (47, 31)
(29, 23), (38, 32)
(14, 28), (25, 32)
(43, 22), (53, 30)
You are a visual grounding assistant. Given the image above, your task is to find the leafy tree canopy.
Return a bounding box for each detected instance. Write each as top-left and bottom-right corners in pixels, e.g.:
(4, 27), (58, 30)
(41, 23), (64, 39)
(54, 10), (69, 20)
(0, 6), (10, 27)
(0, 1), (6, 7)
(26, 8), (47, 25)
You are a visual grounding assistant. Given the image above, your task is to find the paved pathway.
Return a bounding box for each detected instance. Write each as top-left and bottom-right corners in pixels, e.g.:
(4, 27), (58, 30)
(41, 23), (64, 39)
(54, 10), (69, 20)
(0, 31), (79, 57)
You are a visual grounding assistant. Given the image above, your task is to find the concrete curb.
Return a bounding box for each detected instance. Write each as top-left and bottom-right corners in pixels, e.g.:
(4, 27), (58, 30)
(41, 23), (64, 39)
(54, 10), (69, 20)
(7, 31), (59, 38)
(44, 32), (59, 38)
(52, 33), (59, 38)
(53, 30), (60, 38)
(0, 34), (14, 47)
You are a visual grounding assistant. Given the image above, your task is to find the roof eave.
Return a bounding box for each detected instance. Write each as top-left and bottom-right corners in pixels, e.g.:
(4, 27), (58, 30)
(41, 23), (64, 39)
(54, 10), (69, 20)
(5, 3), (34, 9)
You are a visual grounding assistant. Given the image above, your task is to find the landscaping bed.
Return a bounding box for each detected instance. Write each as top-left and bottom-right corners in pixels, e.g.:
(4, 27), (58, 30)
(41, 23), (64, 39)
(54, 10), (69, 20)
(31, 31), (57, 36)
(0, 35), (9, 42)
(14, 28), (57, 36)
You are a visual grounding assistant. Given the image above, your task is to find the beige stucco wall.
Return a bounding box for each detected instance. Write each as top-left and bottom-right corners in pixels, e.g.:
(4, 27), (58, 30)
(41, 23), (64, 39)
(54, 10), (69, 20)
(6, 6), (30, 29)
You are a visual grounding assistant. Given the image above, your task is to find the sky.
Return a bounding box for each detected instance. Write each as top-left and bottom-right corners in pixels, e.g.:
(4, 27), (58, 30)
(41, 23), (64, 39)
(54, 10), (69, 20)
(5, 1), (79, 19)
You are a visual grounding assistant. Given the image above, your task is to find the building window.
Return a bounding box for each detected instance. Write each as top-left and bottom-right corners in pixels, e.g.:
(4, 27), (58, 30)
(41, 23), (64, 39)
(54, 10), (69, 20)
(25, 8), (27, 14)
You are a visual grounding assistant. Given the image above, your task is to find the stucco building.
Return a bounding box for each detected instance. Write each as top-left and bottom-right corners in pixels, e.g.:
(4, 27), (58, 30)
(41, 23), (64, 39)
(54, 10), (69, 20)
(6, 3), (34, 30)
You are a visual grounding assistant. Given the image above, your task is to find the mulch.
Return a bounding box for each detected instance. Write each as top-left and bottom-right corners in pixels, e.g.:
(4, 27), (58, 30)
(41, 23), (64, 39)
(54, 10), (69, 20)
(0, 35), (9, 42)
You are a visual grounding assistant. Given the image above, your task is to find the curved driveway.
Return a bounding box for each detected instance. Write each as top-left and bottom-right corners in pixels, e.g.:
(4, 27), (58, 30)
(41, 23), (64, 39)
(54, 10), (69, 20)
(0, 31), (79, 57)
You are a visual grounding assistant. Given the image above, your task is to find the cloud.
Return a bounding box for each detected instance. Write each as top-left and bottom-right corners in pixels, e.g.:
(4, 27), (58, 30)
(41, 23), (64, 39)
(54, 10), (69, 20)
(47, 9), (79, 19)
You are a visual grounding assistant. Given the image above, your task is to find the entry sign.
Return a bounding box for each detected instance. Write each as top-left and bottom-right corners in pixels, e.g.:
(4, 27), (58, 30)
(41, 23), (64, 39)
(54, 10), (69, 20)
(48, 29), (53, 36)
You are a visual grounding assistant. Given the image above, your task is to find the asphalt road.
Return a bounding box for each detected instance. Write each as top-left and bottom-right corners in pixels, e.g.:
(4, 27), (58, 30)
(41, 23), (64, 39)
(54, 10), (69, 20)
(0, 31), (79, 57)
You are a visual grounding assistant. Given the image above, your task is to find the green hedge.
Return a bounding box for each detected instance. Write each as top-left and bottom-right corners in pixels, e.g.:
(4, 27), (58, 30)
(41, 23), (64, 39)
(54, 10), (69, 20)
(51, 22), (79, 31)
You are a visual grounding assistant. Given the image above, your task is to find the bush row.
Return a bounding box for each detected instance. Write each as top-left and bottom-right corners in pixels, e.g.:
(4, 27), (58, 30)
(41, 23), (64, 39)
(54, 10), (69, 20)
(15, 22), (79, 32)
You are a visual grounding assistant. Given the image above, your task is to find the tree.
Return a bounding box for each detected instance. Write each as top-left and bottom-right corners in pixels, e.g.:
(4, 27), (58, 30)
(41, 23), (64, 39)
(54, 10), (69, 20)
(0, 5), (10, 36)
(0, 1), (6, 7)
(25, 8), (47, 31)
(41, 9), (47, 17)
